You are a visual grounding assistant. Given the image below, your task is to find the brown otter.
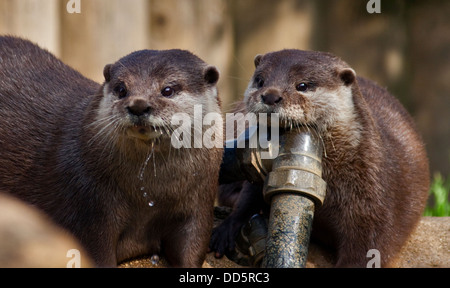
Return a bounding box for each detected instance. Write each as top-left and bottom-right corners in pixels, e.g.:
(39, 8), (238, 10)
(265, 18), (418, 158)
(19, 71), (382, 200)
(210, 49), (430, 267)
(0, 36), (223, 267)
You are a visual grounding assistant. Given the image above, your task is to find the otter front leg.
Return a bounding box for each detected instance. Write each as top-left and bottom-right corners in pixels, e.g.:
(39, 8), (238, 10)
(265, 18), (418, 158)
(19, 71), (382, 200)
(163, 216), (213, 268)
(335, 227), (398, 268)
(79, 231), (118, 267)
(209, 181), (264, 258)
(331, 211), (395, 268)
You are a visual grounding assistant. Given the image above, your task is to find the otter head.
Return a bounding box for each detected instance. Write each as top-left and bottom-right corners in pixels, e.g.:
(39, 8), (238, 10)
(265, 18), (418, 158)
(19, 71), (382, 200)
(244, 49), (357, 133)
(96, 49), (220, 149)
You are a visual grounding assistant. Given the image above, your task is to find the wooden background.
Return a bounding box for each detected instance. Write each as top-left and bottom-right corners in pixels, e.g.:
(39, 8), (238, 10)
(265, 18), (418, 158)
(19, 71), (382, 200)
(0, 0), (449, 176)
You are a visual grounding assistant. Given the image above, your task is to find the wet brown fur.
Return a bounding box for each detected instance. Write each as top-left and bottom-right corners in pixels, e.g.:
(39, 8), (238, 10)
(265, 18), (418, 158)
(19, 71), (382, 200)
(0, 36), (223, 267)
(211, 49), (430, 267)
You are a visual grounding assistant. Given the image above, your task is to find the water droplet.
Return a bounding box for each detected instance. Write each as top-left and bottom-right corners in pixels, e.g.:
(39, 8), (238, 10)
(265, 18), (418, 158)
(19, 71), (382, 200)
(150, 254), (160, 265)
(151, 142), (157, 178)
(138, 151), (153, 180)
(143, 192), (148, 198)
(148, 201), (155, 207)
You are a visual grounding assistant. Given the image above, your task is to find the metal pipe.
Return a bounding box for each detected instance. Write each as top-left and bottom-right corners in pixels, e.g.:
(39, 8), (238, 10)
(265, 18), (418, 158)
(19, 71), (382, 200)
(218, 126), (326, 268)
(262, 128), (326, 268)
(262, 194), (314, 267)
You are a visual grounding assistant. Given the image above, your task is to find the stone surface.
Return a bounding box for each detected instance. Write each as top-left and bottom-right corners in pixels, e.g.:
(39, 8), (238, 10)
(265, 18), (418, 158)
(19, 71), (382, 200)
(1, 197), (446, 268)
(396, 217), (449, 268)
(123, 216), (449, 268)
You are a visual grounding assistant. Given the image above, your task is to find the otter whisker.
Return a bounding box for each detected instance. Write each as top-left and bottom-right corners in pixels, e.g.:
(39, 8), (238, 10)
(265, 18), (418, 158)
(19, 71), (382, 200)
(85, 114), (118, 133)
(98, 119), (122, 162)
(84, 113), (116, 129)
(87, 116), (121, 147)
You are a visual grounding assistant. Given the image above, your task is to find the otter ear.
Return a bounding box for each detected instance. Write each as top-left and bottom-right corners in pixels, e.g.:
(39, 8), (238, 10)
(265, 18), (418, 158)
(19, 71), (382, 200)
(254, 55), (263, 68)
(204, 66), (220, 85)
(103, 64), (112, 82)
(339, 68), (356, 86)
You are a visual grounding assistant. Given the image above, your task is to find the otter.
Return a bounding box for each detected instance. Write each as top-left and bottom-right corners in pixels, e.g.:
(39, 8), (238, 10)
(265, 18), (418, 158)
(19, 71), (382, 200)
(0, 36), (223, 267)
(210, 49), (430, 267)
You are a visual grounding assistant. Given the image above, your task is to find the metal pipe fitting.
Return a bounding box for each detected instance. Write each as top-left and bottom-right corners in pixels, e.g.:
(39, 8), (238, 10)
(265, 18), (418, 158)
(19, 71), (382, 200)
(263, 128), (326, 206)
(218, 126), (327, 268)
(262, 127), (326, 268)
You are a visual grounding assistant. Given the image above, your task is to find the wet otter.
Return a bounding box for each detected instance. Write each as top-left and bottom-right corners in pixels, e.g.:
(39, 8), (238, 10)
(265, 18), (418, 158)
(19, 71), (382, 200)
(210, 49), (430, 267)
(0, 36), (223, 267)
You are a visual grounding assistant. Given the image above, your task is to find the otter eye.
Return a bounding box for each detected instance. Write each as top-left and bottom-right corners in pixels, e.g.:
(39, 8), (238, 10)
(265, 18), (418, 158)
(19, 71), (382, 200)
(161, 87), (175, 97)
(114, 83), (128, 99)
(255, 76), (265, 89)
(296, 83), (309, 92)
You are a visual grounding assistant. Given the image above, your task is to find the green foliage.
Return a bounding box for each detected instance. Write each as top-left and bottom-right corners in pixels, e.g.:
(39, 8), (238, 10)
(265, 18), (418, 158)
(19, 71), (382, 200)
(424, 173), (450, 217)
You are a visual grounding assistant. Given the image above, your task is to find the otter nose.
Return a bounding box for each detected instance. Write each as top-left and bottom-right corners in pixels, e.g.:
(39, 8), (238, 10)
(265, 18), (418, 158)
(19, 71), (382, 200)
(127, 99), (151, 117)
(261, 93), (283, 106)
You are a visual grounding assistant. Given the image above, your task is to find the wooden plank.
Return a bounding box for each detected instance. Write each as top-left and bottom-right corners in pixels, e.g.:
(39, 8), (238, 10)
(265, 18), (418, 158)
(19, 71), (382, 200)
(0, 0), (60, 55)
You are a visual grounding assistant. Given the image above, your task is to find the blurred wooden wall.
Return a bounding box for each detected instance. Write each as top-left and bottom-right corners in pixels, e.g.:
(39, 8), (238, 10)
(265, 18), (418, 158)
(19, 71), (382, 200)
(0, 0), (449, 176)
